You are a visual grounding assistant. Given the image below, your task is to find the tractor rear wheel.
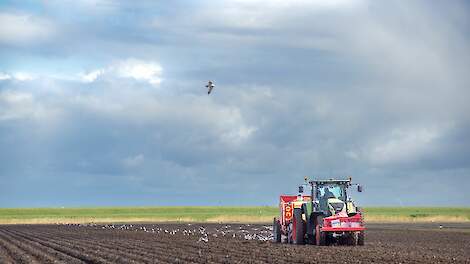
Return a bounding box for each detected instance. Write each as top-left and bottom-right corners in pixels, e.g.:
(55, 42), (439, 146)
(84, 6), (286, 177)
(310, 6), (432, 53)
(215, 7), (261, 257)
(315, 215), (327, 246)
(273, 218), (281, 243)
(358, 230), (365, 246)
(293, 208), (305, 245)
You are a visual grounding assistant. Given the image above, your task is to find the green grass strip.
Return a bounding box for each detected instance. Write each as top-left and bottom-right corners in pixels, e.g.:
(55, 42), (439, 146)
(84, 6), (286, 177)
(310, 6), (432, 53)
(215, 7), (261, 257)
(0, 206), (468, 224)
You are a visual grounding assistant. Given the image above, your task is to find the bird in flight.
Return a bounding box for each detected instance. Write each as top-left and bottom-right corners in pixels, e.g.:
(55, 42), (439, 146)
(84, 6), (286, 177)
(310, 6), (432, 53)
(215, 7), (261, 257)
(206, 80), (215, 94)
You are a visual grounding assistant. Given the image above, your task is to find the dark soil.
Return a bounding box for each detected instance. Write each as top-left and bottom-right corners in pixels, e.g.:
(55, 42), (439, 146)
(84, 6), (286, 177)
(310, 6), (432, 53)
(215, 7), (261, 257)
(0, 222), (468, 263)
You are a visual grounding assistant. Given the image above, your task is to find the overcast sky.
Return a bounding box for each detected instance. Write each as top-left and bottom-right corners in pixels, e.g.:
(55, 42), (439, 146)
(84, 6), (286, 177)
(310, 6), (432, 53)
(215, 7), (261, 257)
(1, 0), (469, 207)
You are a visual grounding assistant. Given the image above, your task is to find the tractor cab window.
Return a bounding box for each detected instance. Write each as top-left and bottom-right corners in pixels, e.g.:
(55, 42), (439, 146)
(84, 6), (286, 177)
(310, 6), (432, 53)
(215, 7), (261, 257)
(317, 185), (345, 201)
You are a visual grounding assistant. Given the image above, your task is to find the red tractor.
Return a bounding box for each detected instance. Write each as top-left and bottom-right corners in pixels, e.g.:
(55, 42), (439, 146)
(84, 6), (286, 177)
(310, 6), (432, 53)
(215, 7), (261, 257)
(273, 177), (365, 246)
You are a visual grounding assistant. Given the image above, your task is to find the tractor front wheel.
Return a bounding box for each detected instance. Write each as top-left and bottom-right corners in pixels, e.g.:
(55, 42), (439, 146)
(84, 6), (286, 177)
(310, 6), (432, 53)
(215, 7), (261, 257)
(345, 232), (358, 246)
(358, 230), (365, 246)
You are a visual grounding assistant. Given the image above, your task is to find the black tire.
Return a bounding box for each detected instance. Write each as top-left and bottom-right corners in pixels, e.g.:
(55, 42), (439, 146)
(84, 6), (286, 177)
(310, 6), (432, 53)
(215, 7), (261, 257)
(306, 234), (315, 245)
(346, 232), (358, 246)
(358, 231), (365, 246)
(319, 230), (327, 246)
(304, 205), (315, 245)
(315, 215), (327, 246)
(273, 218), (281, 243)
(293, 208), (305, 245)
(287, 222), (293, 243)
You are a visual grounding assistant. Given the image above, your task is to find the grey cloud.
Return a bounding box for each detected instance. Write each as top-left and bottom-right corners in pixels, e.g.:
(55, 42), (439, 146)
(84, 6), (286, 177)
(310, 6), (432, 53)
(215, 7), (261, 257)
(1, 1), (470, 207)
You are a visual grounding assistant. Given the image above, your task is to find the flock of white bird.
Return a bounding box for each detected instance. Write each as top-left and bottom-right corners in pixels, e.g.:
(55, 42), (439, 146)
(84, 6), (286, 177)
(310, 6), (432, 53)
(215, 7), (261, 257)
(60, 223), (274, 243)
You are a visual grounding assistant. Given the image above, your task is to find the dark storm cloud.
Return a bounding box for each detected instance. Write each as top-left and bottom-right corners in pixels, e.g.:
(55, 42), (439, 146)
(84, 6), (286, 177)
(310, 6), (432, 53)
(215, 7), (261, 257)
(1, 0), (469, 206)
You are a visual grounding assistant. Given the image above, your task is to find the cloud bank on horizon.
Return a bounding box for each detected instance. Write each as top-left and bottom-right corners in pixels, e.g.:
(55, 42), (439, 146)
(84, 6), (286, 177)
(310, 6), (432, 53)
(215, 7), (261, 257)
(1, 0), (469, 207)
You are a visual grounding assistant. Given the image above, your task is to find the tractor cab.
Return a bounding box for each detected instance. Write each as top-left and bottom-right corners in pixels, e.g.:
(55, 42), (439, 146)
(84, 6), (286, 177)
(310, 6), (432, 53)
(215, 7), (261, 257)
(311, 179), (361, 217)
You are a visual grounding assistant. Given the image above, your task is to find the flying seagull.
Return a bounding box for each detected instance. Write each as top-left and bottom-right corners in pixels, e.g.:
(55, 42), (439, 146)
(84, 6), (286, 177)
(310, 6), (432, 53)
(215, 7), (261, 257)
(206, 80), (215, 94)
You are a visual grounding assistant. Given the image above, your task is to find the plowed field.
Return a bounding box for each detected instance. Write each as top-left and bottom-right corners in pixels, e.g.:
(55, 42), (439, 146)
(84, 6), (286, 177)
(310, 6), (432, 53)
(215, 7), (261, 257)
(0, 223), (469, 263)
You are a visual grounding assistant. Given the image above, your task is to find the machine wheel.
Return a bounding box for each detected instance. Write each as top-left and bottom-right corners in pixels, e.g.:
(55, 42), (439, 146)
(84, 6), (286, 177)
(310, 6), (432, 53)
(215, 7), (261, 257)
(358, 230), (365, 246)
(287, 222), (293, 243)
(306, 212), (316, 245)
(273, 218), (281, 243)
(306, 234), (315, 245)
(315, 215), (327, 246)
(293, 208), (305, 245)
(319, 230), (327, 246)
(346, 232), (358, 246)
(315, 224), (321, 245)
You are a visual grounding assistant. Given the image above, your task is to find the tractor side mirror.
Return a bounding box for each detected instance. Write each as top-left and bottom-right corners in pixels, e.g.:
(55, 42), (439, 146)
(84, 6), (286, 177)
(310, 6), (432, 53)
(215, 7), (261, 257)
(357, 185), (363, 192)
(298, 186), (304, 193)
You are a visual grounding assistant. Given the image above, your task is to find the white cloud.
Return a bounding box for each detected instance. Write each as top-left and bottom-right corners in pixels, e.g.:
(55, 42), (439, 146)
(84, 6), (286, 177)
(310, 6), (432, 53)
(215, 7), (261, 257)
(114, 59), (163, 85)
(368, 128), (439, 164)
(0, 72), (35, 81)
(12, 72), (35, 81)
(347, 126), (444, 166)
(0, 13), (56, 45)
(1, 58), (163, 87)
(71, 90), (257, 147)
(0, 73), (11, 81)
(80, 69), (105, 83)
(78, 59), (163, 86)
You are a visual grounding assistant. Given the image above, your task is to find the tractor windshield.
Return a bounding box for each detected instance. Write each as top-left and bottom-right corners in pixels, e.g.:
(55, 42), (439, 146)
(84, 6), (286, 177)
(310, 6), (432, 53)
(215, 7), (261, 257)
(317, 184), (346, 201)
